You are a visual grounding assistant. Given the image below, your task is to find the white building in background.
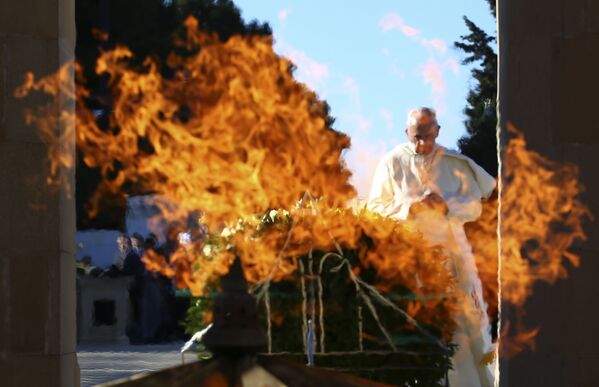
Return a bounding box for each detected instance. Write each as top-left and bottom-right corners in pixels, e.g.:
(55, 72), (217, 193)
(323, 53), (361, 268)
(76, 229), (122, 268)
(76, 195), (170, 268)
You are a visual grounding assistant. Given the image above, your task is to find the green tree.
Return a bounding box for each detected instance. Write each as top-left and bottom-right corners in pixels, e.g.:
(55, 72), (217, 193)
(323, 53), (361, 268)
(75, 0), (271, 229)
(454, 0), (498, 177)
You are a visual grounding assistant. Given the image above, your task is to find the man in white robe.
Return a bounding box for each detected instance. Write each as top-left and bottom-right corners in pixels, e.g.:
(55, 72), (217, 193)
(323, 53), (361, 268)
(368, 107), (496, 387)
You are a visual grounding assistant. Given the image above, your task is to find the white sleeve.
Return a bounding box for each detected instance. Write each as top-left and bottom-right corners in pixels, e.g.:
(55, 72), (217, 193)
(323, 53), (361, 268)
(445, 161), (486, 223)
(368, 158), (414, 219)
(368, 159), (394, 214)
(446, 195), (483, 223)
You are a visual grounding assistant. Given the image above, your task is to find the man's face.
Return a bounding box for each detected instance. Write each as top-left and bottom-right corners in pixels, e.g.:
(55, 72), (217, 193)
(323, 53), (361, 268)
(131, 238), (143, 251)
(117, 237), (130, 252)
(405, 115), (440, 155)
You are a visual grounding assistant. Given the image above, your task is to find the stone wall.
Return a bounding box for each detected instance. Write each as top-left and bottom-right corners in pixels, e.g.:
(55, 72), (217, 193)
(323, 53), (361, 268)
(0, 0), (79, 386)
(498, 0), (599, 385)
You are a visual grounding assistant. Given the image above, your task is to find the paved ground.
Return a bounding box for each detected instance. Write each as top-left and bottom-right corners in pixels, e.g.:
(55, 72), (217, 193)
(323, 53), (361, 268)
(77, 342), (197, 386)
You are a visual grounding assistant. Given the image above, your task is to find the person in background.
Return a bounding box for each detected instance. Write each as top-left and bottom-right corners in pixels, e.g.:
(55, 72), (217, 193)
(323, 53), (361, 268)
(131, 233), (145, 256)
(122, 234), (146, 344)
(144, 233), (158, 251)
(113, 234), (131, 272)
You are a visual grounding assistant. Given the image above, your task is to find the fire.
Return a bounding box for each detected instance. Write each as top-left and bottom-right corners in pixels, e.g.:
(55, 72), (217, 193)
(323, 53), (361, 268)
(15, 16), (590, 358)
(465, 122), (590, 357)
(16, 18), (455, 328)
(14, 64), (77, 197)
(18, 16), (355, 227)
(501, 123), (589, 301)
(498, 322), (540, 358)
(143, 202), (456, 336)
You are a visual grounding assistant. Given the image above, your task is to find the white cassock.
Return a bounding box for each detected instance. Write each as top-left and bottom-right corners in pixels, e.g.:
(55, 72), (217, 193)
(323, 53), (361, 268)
(369, 142), (496, 387)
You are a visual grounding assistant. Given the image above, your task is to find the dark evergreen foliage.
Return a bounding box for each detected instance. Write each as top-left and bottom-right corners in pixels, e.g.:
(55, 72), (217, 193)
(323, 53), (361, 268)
(454, 2), (498, 177)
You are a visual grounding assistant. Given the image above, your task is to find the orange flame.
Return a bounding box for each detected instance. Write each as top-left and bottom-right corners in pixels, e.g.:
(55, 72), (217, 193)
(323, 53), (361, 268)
(498, 321), (540, 358)
(466, 122), (590, 356)
(502, 123), (589, 300)
(15, 17), (591, 357)
(18, 17), (355, 226)
(14, 64), (77, 197)
(17, 19), (455, 329)
(142, 203), (456, 333)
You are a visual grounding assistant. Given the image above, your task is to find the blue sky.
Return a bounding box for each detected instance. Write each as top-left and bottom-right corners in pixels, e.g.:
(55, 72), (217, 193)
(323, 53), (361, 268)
(233, 0), (497, 198)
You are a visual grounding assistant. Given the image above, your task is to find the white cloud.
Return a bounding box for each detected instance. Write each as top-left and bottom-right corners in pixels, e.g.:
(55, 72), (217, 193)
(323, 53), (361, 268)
(278, 9), (289, 24)
(420, 59), (446, 94)
(444, 58), (460, 75)
(275, 40), (330, 95)
(379, 108), (394, 132)
(419, 58), (447, 116)
(379, 13), (463, 120)
(379, 13), (420, 37)
(341, 78), (372, 133)
(379, 14), (453, 59)
(427, 38), (448, 55)
(382, 47), (391, 56)
(414, 57), (462, 117)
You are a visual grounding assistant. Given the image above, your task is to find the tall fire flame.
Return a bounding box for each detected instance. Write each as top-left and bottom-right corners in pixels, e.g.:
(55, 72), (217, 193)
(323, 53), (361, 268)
(14, 16), (457, 347)
(16, 17), (590, 357)
(466, 122), (590, 356)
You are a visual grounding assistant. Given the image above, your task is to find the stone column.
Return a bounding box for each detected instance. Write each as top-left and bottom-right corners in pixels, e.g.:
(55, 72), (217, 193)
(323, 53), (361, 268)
(498, 0), (599, 385)
(0, 0), (79, 386)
